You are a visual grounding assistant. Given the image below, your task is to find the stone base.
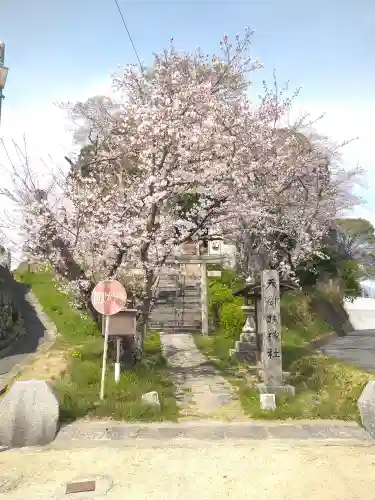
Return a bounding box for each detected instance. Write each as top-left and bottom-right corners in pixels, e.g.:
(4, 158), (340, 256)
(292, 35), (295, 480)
(260, 393), (276, 411)
(230, 339), (258, 363)
(257, 369), (291, 382)
(257, 383), (295, 397)
(357, 380), (375, 437)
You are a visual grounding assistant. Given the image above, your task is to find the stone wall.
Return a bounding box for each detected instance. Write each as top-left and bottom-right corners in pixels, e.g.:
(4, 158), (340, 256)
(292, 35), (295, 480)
(0, 287), (14, 342)
(0, 248), (22, 347)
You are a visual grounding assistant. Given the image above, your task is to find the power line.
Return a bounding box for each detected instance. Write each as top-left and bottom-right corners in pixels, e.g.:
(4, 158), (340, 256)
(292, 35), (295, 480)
(112, 0), (144, 72)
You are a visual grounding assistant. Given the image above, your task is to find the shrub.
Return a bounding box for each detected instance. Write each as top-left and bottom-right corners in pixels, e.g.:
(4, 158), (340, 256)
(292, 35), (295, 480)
(219, 300), (244, 339)
(338, 260), (361, 297)
(280, 291), (313, 331)
(208, 280), (244, 336)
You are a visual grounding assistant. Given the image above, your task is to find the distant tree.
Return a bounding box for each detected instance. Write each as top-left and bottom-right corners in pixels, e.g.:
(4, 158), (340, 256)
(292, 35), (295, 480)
(333, 218), (375, 256)
(332, 218), (375, 278)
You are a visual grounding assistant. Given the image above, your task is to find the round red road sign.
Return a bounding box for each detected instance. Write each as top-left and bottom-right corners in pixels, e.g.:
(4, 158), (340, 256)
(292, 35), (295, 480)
(91, 280), (127, 316)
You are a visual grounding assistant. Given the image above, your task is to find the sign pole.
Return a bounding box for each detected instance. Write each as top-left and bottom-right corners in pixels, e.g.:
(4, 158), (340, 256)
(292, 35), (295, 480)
(91, 279), (127, 400)
(100, 315), (109, 400)
(115, 337), (121, 383)
(201, 260), (209, 336)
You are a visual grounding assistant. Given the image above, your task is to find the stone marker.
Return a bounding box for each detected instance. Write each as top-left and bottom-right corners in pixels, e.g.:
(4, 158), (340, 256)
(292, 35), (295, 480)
(0, 380), (59, 447)
(260, 393), (276, 411)
(257, 270), (295, 396)
(357, 380), (375, 437)
(141, 391), (161, 408)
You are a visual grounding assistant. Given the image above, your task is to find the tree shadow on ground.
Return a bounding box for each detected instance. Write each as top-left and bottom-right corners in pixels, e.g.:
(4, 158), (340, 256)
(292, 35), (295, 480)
(0, 267), (47, 371)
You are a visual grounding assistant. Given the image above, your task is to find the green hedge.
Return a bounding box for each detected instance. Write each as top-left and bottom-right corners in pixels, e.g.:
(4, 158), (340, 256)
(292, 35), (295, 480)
(208, 280), (244, 339)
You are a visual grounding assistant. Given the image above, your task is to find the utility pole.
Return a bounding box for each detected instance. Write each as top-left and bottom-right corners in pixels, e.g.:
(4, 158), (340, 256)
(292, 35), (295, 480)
(0, 41), (9, 127)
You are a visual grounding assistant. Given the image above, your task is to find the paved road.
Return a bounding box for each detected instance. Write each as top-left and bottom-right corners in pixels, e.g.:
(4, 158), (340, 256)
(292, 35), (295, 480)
(319, 330), (375, 373)
(317, 298), (375, 372)
(1, 424), (375, 500)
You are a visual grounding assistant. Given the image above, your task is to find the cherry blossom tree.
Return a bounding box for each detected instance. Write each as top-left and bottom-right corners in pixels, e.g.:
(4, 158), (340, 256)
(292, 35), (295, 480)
(0, 28), (362, 343)
(233, 128), (362, 280)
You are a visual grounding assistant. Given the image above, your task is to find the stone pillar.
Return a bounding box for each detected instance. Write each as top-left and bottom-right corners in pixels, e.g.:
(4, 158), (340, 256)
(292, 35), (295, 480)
(255, 298), (263, 363)
(257, 270), (295, 396)
(201, 260), (209, 336)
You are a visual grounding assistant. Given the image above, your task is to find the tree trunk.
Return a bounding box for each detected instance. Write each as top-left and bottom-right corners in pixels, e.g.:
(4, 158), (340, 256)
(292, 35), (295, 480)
(138, 269), (155, 349)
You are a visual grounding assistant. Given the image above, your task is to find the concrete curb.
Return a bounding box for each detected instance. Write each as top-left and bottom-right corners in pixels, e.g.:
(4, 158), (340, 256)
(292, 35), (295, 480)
(0, 291), (57, 395)
(309, 331), (340, 350)
(49, 419), (373, 448)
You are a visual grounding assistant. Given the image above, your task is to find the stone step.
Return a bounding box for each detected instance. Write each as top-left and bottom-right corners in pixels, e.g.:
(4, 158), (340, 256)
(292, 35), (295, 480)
(150, 315), (201, 321)
(149, 325), (202, 333)
(152, 304), (201, 310)
(152, 304), (201, 311)
(151, 310), (201, 315)
(156, 293), (200, 298)
(160, 292), (200, 296)
(157, 288), (200, 294)
(157, 284), (200, 290)
(233, 350), (257, 362)
(149, 316), (201, 322)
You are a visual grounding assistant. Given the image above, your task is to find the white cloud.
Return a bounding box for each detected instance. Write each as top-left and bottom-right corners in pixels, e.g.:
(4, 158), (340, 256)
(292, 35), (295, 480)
(0, 79), (112, 264)
(0, 78), (113, 172)
(289, 99), (375, 222)
(289, 100), (374, 167)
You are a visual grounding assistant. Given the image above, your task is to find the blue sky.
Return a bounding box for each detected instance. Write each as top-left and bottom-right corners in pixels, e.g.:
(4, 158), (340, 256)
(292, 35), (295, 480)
(0, 0), (375, 251)
(2, 0), (375, 104)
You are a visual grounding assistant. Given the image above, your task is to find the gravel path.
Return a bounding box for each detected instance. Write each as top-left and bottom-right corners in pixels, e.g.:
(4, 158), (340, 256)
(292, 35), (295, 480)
(159, 332), (246, 419)
(1, 438), (375, 500)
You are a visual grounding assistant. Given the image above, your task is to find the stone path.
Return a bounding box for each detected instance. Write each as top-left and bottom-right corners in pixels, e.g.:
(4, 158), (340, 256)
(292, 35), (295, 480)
(52, 420), (371, 444)
(159, 332), (246, 419)
(319, 330), (375, 373)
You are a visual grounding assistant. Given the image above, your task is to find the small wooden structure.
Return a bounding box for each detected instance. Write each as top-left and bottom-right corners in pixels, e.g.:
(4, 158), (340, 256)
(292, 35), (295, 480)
(104, 308), (139, 367)
(233, 280), (298, 302)
(106, 309), (138, 337)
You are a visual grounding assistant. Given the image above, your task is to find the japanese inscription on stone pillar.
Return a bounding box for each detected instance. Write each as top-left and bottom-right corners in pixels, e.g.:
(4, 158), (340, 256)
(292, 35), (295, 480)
(260, 270), (282, 386)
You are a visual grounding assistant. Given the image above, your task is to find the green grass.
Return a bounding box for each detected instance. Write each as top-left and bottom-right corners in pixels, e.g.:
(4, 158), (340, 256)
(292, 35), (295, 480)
(15, 267), (179, 423)
(15, 267), (100, 348)
(237, 355), (371, 421)
(194, 286), (373, 421)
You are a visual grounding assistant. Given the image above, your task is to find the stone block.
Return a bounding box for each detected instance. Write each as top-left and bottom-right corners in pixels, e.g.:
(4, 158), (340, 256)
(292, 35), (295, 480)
(357, 380), (375, 437)
(141, 391), (161, 408)
(260, 393), (276, 411)
(235, 340), (257, 352)
(258, 383), (296, 397)
(0, 380), (59, 447)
